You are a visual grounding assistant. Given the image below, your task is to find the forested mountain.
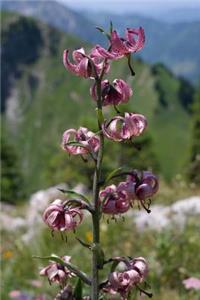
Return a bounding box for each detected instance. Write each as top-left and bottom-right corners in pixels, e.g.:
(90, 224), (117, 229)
(1, 0), (200, 82)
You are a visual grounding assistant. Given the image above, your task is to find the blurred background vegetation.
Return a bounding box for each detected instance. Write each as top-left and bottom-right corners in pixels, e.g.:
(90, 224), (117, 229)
(1, 1), (200, 299)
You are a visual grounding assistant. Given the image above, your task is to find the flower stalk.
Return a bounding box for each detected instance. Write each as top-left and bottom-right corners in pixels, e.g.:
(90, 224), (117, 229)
(91, 75), (104, 299)
(39, 23), (159, 300)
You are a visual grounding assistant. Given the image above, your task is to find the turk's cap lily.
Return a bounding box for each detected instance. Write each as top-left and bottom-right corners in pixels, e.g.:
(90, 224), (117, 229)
(100, 184), (130, 215)
(104, 256), (148, 299)
(94, 27), (145, 60)
(102, 113), (147, 142)
(135, 171), (159, 200)
(63, 47), (110, 78)
(90, 79), (133, 106)
(43, 199), (83, 231)
(40, 256), (73, 287)
(62, 127), (100, 155)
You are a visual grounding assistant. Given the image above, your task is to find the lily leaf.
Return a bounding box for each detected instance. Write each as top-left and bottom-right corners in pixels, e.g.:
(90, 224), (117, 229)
(58, 189), (90, 203)
(110, 260), (119, 272)
(96, 26), (105, 33)
(110, 21), (113, 34)
(74, 278), (83, 300)
(76, 237), (91, 249)
(105, 167), (124, 183)
(33, 254), (91, 285)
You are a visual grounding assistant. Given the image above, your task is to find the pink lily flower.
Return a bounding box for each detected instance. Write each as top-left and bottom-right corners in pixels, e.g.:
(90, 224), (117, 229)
(62, 127), (100, 155)
(102, 113), (147, 142)
(100, 184), (130, 215)
(134, 171), (159, 201)
(104, 256), (148, 299)
(63, 47), (110, 78)
(43, 199), (83, 231)
(40, 256), (73, 287)
(90, 79), (133, 106)
(94, 27), (145, 60)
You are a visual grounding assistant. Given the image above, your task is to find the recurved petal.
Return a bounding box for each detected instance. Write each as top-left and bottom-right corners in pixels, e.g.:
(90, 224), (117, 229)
(94, 45), (118, 59)
(63, 50), (78, 74)
(124, 113), (147, 137)
(110, 30), (128, 56)
(113, 79), (133, 102)
(126, 27), (145, 52)
(136, 183), (154, 200)
(72, 48), (86, 63)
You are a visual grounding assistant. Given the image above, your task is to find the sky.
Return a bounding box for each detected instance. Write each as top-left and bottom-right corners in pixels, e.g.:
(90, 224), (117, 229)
(58, 0), (200, 14)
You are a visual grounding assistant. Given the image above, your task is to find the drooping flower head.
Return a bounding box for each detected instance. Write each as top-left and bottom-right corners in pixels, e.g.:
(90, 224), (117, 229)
(134, 171), (159, 201)
(43, 199), (83, 231)
(104, 256), (149, 299)
(90, 79), (133, 106)
(119, 171), (159, 212)
(40, 256), (74, 287)
(102, 113), (147, 142)
(63, 47), (110, 78)
(62, 127), (100, 155)
(94, 27), (145, 60)
(99, 184), (130, 215)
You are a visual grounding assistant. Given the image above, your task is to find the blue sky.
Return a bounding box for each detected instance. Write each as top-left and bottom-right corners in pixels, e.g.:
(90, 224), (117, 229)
(58, 0), (200, 14)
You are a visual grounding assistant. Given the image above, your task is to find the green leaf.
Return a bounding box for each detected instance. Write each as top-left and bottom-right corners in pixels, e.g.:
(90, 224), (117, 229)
(74, 278), (83, 300)
(96, 26), (105, 33)
(33, 254), (91, 285)
(110, 21), (113, 34)
(110, 260), (119, 272)
(58, 189), (90, 203)
(105, 167), (123, 183)
(76, 237), (91, 249)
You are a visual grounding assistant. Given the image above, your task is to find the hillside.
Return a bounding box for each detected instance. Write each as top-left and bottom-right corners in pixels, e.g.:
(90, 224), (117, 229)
(1, 0), (200, 82)
(1, 12), (194, 197)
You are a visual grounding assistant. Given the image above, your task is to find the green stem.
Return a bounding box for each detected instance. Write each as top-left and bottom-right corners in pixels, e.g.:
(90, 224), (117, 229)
(91, 77), (104, 300)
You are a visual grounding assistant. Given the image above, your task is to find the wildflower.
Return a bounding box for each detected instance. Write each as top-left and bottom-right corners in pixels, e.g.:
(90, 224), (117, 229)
(102, 113), (147, 142)
(94, 27), (145, 60)
(40, 256), (73, 287)
(62, 127), (100, 155)
(104, 257), (148, 299)
(134, 171), (159, 201)
(43, 199), (83, 231)
(86, 231), (93, 243)
(3, 250), (13, 259)
(100, 184), (130, 215)
(183, 277), (200, 290)
(119, 171), (159, 212)
(63, 47), (110, 78)
(90, 79), (132, 106)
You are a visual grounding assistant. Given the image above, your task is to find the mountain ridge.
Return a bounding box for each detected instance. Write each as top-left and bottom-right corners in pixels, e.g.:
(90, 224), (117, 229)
(1, 0), (200, 83)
